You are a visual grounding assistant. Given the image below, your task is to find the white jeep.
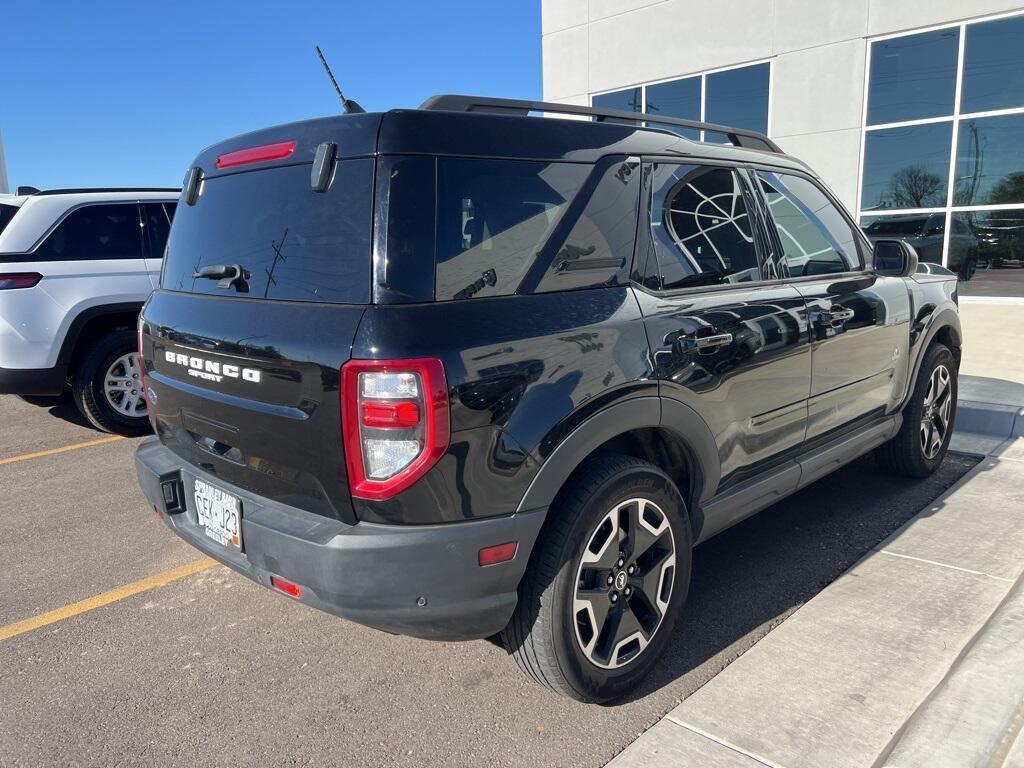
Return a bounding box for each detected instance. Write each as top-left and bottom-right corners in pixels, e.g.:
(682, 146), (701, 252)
(0, 188), (178, 434)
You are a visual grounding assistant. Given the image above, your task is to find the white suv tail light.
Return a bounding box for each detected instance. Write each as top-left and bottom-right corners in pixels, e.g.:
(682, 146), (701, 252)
(341, 358), (450, 501)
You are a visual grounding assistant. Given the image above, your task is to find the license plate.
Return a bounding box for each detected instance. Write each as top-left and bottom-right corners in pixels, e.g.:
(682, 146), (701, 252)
(193, 477), (242, 550)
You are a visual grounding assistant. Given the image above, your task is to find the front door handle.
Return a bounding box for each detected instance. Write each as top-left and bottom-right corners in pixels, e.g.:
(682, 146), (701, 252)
(683, 332), (734, 351)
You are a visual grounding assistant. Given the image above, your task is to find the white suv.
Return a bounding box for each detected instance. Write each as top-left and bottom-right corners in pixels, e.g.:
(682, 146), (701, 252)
(0, 188), (178, 435)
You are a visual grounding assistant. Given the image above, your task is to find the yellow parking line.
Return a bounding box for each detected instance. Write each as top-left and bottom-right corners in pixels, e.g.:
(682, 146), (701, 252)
(0, 558), (217, 642)
(0, 435), (125, 466)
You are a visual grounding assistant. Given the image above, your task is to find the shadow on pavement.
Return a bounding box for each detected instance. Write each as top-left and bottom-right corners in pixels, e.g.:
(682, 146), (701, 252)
(18, 392), (102, 432)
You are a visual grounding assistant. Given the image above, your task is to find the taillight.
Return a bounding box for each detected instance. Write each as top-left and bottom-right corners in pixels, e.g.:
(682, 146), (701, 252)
(341, 358), (450, 501)
(0, 273), (42, 290)
(215, 140), (296, 169)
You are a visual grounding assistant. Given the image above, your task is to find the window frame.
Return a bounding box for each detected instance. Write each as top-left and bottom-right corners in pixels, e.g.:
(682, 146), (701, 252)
(28, 201), (147, 262)
(857, 9), (1024, 274)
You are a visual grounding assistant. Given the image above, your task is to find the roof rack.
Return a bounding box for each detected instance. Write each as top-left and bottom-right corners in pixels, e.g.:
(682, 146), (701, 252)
(420, 94), (782, 153)
(30, 187), (181, 197)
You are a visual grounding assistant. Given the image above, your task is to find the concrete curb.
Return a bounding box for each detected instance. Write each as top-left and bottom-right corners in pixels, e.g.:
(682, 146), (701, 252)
(873, 571), (1024, 768)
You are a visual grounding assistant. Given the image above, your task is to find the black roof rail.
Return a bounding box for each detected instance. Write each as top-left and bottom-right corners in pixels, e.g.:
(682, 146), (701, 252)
(419, 94), (783, 154)
(30, 187), (181, 197)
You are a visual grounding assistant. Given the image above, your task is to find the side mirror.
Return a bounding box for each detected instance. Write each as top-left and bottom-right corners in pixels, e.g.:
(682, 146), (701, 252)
(873, 239), (919, 278)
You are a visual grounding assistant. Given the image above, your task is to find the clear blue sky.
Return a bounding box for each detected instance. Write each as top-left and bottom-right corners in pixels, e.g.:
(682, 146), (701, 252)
(1, 1), (541, 190)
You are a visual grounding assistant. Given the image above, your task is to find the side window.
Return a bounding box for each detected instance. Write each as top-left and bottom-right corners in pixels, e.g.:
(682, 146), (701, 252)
(757, 171), (862, 276)
(34, 203), (143, 261)
(435, 159), (589, 300)
(142, 202), (173, 258)
(648, 163), (760, 290)
(531, 159), (640, 294)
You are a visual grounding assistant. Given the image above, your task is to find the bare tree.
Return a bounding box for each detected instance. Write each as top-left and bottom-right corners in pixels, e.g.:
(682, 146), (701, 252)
(888, 165), (944, 208)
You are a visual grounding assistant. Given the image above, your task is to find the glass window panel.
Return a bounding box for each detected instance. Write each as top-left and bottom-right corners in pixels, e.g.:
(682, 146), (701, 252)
(649, 164), (759, 289)
(593, 88), (641, 113)
(860, 213), (947, 266)
(34, 203), (143, 261)
(644, 77), (700, 139)
(759, 172), (859, 275)
(961, 15), (1024, 114)
(867, 29), (959, 125)
(435, 158), (589, 300)
(954, 114), (1024, 206)
(861, 122), (953, 211)
(951, 211), (1024, 296)
(705, 63), (770, 134)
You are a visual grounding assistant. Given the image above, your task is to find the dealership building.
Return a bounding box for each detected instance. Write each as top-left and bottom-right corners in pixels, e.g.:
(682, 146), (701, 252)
(541, 0), (1024, 296)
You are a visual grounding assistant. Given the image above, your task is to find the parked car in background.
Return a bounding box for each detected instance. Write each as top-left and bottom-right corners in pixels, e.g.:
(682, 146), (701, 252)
(135, 96), (961, 702)
(862, 213), (978, 280)
(0, 188), (178, 434)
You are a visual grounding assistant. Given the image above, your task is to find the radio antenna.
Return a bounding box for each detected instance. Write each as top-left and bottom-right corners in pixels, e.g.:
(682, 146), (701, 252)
(315, 45), (365, 114)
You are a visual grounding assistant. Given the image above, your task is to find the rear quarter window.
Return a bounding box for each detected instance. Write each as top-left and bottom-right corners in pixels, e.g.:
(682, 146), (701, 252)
(0, 203), (19, 237)
(434, 158), (636, 300)
(161, 160), (373, 304)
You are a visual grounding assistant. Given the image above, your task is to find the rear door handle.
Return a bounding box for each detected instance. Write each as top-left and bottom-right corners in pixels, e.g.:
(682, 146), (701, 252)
(683, 332), (734, 351)
(811, 307), (855, 327)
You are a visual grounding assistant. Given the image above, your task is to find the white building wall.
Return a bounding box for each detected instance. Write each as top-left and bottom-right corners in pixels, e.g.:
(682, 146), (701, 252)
(542, 0), (1024, 212)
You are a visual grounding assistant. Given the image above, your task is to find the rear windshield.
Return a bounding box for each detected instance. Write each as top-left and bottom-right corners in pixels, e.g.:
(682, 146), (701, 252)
(0, 203), (19, 237)
(161, 160), (373, 303)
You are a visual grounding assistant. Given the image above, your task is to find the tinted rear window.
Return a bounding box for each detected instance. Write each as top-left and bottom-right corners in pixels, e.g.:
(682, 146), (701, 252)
(436, 159), (590, 300)
(0, 204), (19, 236)
(162, 160), (373, 303)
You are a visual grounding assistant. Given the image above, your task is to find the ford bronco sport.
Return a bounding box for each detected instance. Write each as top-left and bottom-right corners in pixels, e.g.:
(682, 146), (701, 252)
(135, 96), (961, 702)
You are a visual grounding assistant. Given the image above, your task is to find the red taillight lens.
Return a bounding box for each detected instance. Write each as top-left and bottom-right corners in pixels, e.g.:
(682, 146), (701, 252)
(215, 140), (296, 169)
(478, 541), (518, 566)
(270, 575), (303, 599)
(361, 400), (421, 429)
(341, 358), (450, 501)
(0, 273), (42, 290)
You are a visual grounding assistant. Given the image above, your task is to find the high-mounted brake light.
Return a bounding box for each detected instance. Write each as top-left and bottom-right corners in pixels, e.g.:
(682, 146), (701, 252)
(215, 140), (296, 169)
(341, 358), (450, 501)
(0, 273), (42, 290)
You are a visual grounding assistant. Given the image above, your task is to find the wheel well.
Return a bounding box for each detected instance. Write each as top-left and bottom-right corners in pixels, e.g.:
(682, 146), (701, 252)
(67, 310), (139, 374)
(932, 325), (962, 367)
(555, 427), (701, 537)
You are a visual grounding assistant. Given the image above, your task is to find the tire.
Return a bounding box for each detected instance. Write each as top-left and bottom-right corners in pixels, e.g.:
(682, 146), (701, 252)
(71, 331), (150, 437)
(502, 455), (692, 703)
(876, 343), (957, 478)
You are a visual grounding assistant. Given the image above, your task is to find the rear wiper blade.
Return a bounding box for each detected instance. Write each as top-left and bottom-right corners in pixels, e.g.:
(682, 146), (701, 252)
(192, 264), (251, 292)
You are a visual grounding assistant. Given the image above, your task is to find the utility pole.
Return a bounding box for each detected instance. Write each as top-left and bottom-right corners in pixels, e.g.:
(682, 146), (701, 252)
(0, 130), (9, 194)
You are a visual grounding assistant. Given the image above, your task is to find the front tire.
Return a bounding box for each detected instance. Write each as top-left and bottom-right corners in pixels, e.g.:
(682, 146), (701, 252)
(876, 343), (957, 477)
(502, 455), (692, 702)
(71, 331), (150, 437)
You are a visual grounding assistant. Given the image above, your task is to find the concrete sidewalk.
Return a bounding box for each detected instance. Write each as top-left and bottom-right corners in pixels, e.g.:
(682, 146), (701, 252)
(610, 352), (1024, 768)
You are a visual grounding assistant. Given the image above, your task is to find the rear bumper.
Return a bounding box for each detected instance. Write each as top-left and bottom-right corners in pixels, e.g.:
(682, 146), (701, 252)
(0, 365), (67, 395)
(135, 438), (546, 641)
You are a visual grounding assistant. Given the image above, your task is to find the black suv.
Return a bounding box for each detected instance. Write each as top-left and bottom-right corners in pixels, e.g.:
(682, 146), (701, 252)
(135, 96), (962, 702)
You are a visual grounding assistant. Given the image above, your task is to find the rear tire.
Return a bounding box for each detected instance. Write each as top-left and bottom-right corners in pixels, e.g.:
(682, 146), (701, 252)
(502, 455), (691, 702)
(71, 331), (150, 437)
(876, 343), (957, 477)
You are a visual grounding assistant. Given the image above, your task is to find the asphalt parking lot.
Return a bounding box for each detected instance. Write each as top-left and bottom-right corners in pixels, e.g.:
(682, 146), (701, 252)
(0, 395), (976, 768)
